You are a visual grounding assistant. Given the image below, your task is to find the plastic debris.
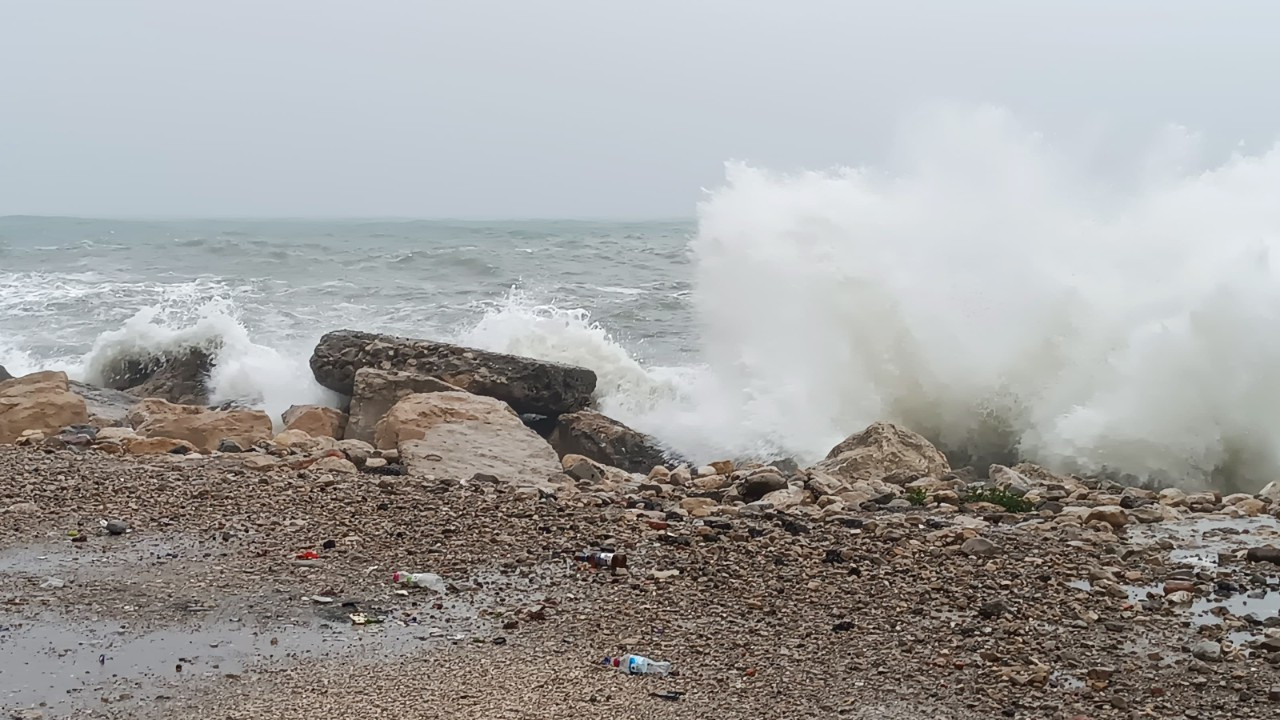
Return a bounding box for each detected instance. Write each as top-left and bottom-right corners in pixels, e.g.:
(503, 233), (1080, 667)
(603, 654), (672, 676)
(392, 571), (447, 593)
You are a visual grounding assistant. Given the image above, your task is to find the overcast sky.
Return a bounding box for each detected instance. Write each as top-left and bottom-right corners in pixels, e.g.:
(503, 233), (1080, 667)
(2, 0), (1278, 218)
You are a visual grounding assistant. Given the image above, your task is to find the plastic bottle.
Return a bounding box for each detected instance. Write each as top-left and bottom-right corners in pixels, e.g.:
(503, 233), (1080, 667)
(392, 571), (447, 593)
(603, 654), (672, 676)
(576, 550), (627, 569)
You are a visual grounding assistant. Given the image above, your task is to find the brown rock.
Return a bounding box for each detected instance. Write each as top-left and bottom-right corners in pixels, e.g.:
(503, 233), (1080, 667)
(273, 429), (337, 454)
(311, 456), (358, 474)
(125, 436), (197, 455)
(344, 368), (462, 444)
(759, 485), (806, 509)
(309, 330), (596, 416)
(375, 391), (562, 486)
(97, 346), (214, 405)
(241, 454), (280, 471)
(127, 398), (271, 453)
(282, 404), (347, 438)
(0, 371), (90, 444)
(680, 497), (716, 517)
(547, 409), (670, 474)
(1085, 505), (1131, 529)
(807, 422), (949, 486)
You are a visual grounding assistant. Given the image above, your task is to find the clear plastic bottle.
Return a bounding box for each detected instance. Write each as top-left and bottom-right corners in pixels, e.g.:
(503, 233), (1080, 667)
(391, 571), (446, 593)
(604, 654), (672, 676)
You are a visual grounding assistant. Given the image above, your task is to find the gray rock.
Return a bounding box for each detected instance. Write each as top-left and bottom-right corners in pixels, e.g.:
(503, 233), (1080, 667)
(1191, 640), (1222, 662)
(740, 472), (788, 503)
(548, 409), (671, 474)
(808, 422), (950, 486)
(564, 457), (603, 483)
(1246, 546), (1280, 564)
(310, 330), (596, 417)
(68, 381), (140, 426)
(960, 537), (999, 557)
(0, 364), (11, 382)
(99, 346), (215, 405)
(105, 519), (129, 535)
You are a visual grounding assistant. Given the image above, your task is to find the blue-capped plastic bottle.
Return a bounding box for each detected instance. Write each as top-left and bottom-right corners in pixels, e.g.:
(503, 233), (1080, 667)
(603, 654), (672, 676)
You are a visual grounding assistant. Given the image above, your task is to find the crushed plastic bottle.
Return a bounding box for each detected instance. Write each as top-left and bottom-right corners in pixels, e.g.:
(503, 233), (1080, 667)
(603, 654), (672, 676)
(576, 550), (627, 570)
(392, 571), (447, 593)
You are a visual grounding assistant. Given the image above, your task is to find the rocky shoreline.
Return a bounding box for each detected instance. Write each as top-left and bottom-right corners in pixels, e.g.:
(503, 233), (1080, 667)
(2, 332), (1280, 719)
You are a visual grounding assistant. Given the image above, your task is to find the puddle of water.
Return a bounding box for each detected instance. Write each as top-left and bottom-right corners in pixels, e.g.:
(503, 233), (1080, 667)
(0, 538), (217, 580)
(0, 597), (490, 714)
(0, 613), (412, 711)
(1127, 516), (1280, 555)
(1048, 670), (1084, 690)
(1124, 583), (1279, 627)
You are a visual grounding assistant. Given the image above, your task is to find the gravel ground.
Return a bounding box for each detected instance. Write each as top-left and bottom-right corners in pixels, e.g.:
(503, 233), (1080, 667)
(2, 446), (1279, 719)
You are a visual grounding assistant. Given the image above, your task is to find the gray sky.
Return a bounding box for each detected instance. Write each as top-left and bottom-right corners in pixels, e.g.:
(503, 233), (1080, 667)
(2, 0), (1278, 219)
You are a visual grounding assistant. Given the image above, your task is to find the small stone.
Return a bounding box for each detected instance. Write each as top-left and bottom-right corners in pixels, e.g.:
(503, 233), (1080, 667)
(978, 599), (1008, 618)
(960, 537), (999, 557)
(1268, 686), (1280, 702)
(217, 438), (244, 453)
(1191, 640), (1222, 662)
(40, 577), (65, 589)
(364, 457), (388, 469)
(104, 520), (129, 535)
(4, 502), (39, 514)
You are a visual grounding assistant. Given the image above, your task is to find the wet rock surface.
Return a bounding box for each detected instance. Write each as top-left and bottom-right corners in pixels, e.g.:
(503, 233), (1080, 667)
(309, 330), (597, 416)
(548, 409), (672, 474)
(99, 346), (215, 406)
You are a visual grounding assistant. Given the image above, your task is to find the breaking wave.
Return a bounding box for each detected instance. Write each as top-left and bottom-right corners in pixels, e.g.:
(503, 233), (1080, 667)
(6, 108), (1280, 490)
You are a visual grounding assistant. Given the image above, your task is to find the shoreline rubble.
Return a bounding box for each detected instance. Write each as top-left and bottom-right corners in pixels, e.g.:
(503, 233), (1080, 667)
(2, 333), (1280, 718)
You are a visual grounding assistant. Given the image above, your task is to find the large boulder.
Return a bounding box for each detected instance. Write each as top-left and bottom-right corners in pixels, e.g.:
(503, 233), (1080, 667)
(547, 409), (669, 474)
(100, 347), (214, 405)
(0, 365), (11, 382)
(374, 391), (562, 487)
(0, 371), (90, 444)
(282, 404), (347, 438)
(309, 330), (597, 416)
(344, 368), (461, 444)
(127, 398), (271, 453)
(808, 421), (950, 486)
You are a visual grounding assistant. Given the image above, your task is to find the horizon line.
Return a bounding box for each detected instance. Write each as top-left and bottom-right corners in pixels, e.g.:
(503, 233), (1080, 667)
(0, 213), (697, 224)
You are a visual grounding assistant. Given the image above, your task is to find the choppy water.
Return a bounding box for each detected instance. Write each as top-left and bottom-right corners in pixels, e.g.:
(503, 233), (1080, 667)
(7, 110), (1280, 490)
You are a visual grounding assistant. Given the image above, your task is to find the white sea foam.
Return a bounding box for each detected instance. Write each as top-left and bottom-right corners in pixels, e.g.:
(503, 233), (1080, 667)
(674, 108), (1280, 487)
